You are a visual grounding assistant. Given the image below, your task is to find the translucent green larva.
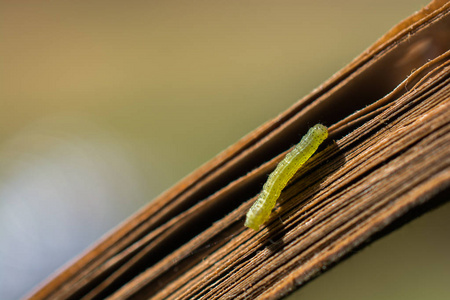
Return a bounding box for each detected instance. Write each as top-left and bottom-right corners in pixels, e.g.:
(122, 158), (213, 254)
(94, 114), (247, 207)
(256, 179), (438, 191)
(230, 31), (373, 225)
(245, 124), (328, 231)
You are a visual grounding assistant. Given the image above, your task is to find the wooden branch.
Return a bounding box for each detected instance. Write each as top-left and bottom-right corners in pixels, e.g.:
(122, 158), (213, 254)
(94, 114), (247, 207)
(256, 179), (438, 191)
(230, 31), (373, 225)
(29, 1), (450, 299)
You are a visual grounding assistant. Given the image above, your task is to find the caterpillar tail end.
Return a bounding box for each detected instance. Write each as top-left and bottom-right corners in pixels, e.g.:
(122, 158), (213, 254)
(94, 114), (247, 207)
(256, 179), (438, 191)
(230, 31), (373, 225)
(245, 207), (270, 231)
(244, 217), (260, 231)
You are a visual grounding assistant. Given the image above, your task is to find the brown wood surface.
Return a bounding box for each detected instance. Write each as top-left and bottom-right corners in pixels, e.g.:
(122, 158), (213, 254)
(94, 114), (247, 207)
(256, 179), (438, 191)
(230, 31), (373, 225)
(28, 1), (450, 299)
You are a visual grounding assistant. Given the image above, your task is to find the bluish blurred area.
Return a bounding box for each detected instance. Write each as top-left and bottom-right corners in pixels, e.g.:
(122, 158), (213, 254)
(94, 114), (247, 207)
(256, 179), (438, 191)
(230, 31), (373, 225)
(0, 116), (148, 297)
(1, 1), (447, 299)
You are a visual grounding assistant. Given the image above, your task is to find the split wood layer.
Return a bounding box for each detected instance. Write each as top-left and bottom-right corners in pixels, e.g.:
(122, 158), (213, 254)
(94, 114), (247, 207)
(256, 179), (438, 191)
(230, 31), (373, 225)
(29, 1), (450, 299)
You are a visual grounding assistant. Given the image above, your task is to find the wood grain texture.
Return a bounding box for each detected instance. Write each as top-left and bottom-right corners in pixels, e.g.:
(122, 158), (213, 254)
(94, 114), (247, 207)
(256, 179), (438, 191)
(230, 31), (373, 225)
(28, 1), (450, 299)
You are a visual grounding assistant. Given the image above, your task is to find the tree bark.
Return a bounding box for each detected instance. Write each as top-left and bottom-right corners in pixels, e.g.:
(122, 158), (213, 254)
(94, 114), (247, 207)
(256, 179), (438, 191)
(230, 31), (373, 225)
(29, 1), (450, 299)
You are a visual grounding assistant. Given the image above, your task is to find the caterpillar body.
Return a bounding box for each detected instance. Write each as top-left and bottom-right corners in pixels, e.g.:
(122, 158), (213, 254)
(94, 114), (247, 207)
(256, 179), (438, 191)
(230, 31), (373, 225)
(245, 124), (328, 231)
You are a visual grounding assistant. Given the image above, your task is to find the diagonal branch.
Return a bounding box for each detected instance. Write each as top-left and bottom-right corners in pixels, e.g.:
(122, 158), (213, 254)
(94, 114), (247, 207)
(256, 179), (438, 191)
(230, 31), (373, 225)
(29, 1), (450, 299)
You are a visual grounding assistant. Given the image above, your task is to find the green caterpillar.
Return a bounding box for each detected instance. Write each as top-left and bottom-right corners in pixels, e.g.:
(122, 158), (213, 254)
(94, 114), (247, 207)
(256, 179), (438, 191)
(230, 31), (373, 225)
(245, 124), (328, 231)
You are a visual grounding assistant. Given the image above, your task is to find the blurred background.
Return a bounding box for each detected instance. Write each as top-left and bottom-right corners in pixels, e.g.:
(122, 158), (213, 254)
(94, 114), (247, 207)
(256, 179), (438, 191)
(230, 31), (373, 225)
(1, 0), (448, 299)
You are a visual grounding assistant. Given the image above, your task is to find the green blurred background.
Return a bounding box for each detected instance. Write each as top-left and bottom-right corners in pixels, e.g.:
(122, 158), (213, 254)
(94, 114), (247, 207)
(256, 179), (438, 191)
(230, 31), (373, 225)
(1, 0), (448, 299)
